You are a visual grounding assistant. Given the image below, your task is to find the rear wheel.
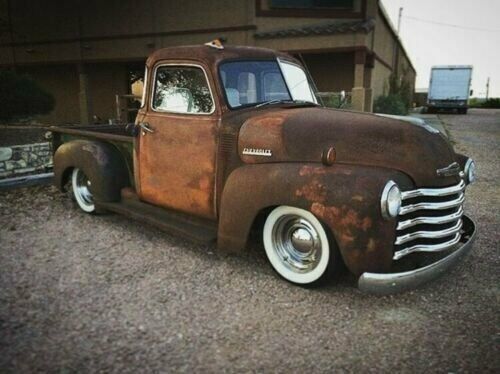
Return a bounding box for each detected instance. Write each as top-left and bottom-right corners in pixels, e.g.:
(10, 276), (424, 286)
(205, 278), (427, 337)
(71, 168), (95, 213)
(263, 206), (337, 286)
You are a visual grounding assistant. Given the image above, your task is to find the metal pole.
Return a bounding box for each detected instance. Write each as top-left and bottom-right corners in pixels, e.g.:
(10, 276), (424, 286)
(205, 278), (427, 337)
(115, 94), (121, 123)
(397, 7), (403, 35)
(486, 77), (490, 100)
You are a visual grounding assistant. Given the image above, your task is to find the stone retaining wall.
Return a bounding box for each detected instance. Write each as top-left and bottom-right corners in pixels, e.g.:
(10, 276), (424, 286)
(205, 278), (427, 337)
(0, 143), (53, 179)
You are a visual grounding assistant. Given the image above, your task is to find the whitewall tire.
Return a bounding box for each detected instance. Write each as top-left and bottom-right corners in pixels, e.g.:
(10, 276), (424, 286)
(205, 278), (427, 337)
(263, 205), (334, 285)
(71, 168), (95, 213)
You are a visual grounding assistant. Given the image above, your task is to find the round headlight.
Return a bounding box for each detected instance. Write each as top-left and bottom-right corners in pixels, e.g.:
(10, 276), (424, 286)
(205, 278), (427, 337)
(465, 159), (476, 184)
(381, 180), (402, 219)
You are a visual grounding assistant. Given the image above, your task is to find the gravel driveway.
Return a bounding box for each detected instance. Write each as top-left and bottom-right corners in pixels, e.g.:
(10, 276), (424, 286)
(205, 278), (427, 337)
(1, 109), (499, 373)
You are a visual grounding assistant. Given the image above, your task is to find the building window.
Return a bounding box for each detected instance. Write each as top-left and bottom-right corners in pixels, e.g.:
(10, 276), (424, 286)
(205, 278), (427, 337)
(270, 0), (354, 9)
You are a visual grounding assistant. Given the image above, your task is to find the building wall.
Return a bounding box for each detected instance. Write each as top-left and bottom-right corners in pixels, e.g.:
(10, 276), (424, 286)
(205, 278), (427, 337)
(0, 0), (255, 66)
(369, 7), (416, 104)
(18, 63), (128, 124)
(301, 52), (355, 92)
(18, 65), (80, 124)
(0, 0), (416, 122)
(371, 9), (395, 70)
(371, 60), (391, 99)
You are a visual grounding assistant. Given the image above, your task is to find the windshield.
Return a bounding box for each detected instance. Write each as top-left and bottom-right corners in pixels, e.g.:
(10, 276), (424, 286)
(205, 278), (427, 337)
(219, 60), (317, 108)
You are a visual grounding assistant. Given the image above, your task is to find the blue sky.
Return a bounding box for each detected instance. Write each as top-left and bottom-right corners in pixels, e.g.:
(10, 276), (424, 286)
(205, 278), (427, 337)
(381, 0), (500, 97)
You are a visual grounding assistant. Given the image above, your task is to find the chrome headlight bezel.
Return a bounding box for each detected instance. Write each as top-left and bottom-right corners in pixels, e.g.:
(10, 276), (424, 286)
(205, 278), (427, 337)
(464, 158), (476, 184)
(381, 180), (402, 219)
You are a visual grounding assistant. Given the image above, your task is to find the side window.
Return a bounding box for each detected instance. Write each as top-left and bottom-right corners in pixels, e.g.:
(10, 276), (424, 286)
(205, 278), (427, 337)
(152, 65), (214, 114)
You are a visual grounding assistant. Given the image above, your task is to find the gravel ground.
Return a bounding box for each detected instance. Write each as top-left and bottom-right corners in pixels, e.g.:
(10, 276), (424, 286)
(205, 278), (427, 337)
(1, 109), (499, 373)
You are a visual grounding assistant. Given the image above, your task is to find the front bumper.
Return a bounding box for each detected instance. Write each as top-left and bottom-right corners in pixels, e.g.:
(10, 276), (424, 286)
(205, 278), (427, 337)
(428, 100), (468, 109)
(358, 215), (476, 295)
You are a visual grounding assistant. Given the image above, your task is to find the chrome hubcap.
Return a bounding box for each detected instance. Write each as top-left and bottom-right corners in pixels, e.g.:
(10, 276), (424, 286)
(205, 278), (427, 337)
(75, 170), (93, 205)
(272, 215), (321, 273)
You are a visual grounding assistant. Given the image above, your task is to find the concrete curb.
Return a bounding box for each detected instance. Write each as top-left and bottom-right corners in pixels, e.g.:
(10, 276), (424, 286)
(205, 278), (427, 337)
(0, 172), (54, 190)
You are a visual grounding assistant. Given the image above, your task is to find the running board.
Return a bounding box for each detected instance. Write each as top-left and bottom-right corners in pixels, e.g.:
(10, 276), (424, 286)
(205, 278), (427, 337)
(96, 198), (217, 244)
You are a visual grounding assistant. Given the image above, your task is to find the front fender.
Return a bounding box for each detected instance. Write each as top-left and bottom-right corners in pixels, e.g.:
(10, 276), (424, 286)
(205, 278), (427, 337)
(53, 140), (130, 202)
(218, 163), (413, 275)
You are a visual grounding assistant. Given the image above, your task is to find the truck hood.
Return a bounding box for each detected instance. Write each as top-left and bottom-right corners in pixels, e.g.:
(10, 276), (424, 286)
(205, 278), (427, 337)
(238, 107), (461, 187)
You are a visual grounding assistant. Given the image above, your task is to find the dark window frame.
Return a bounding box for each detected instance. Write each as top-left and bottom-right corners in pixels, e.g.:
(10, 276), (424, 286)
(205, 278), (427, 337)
(270, 0), (354, 10)
(150, 63), (216, 116)
(255, 0), (366, 18)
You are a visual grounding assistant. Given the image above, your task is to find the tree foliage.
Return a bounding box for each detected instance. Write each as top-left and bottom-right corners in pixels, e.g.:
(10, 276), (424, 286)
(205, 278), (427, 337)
(373, 94), (407, 115)
(0, 70), (55, 121)
(374, 69), (413, 115)
(480, 98), (500, 108)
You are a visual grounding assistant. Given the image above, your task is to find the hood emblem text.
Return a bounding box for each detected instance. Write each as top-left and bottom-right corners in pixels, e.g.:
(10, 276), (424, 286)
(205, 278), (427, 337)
(242, 148), (272, 157)
(436, 162), (461, 177)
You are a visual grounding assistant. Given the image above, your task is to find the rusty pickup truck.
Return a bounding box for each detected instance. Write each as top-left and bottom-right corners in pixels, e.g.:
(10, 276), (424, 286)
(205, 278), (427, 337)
(50, 43), (477, 294)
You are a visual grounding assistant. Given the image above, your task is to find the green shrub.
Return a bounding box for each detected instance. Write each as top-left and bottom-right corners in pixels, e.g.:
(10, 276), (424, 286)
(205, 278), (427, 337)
(374, 94), (408, 115)
(0, 70), (55, 121)
(481, 98), (500, 108)
(468, 98), (482, 108)
(388, 72), (412, 110)
(320, 94), (351, 109)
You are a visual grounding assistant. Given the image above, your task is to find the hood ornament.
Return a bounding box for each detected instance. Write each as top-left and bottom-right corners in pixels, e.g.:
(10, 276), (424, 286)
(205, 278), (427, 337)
(436, 162), (461, 177)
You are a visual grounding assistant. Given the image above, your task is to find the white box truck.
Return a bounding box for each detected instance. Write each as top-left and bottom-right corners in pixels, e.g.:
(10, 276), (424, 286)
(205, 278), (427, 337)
(427, 65), (473, 114)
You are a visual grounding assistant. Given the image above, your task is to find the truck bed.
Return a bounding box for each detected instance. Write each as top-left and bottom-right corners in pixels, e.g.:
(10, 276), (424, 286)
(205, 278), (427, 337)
(50, 124), (135, 186)
(49, 124), (133, 143)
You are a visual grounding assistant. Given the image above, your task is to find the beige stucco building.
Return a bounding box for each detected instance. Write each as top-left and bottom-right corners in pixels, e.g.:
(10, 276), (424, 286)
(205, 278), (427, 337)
(0, 0), (415, 124)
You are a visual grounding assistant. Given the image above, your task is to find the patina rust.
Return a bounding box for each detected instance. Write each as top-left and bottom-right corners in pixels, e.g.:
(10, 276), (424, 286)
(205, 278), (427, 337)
(50, 44), (472, 278)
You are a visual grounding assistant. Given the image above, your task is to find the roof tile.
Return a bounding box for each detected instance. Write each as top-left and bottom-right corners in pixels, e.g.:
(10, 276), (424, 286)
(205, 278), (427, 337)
(254, 18), (375, 39)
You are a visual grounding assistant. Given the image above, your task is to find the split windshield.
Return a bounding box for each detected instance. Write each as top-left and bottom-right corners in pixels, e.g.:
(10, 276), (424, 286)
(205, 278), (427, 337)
(219, 59), (317, 108)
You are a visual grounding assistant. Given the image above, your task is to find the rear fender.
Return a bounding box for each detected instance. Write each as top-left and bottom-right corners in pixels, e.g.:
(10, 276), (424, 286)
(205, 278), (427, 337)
(53, 140), (130, 202)
(218, 163), (413, 275)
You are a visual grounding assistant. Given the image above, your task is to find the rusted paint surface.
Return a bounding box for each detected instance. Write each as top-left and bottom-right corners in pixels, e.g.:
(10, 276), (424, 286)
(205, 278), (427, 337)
(53, 140), (130, 202)
(218, 162), (413, 275)
(235, 107), (461, 187)
(137, 112), (219, 219)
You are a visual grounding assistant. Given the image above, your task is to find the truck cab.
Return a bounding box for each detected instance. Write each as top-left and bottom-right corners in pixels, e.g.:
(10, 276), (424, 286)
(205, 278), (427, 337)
(51, 43), (477, 294)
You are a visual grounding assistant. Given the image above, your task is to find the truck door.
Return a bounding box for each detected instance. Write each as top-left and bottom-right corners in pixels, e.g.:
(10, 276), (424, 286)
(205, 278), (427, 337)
(135, 62), (219, 219)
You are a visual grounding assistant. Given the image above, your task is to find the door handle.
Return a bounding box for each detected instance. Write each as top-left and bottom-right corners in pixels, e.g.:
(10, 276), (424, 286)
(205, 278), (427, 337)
(138, 122), (154, 134)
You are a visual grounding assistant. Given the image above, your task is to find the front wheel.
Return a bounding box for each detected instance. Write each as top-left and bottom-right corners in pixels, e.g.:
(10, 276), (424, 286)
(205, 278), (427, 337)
(263, 206), (337, 286)
(71, 168), (95, 213)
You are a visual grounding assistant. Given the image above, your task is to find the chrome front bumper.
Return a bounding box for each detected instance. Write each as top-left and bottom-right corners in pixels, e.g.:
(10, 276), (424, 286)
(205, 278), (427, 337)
(358, 215), (476, 295)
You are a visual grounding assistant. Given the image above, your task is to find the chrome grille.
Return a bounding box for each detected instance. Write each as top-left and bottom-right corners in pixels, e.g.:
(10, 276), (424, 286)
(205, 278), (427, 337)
(394, 180), (466, 260)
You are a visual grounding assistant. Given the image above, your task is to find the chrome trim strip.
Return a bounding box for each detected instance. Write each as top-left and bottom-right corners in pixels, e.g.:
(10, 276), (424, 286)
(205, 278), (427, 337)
(399, 193), (465, 215)
(359, 216), (476, 295)
(397, 207), (463, 231)
(395, 219), (463, 245)
(393, 232), (461, 260)
(401, 180), (465, 200)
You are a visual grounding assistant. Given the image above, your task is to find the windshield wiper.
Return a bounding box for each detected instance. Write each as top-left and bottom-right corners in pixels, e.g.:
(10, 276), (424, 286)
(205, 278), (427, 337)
(255, 99), (318, 108)
(255, 99), (292, 108)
